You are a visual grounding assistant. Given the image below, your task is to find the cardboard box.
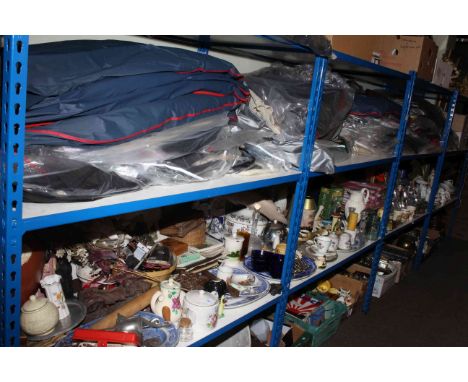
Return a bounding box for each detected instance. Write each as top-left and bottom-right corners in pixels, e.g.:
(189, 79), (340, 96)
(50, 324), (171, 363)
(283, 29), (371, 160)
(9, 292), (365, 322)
(328, 35), (438, 81)
(347, 263), (397, 298)
(329, 272), (368, 302)
(375, 36), (438, 81)
(450, 114), (468, 133)
(327, 35), (380, 62)
(432, 58), (454, 89)
(445, 113), (468, 149)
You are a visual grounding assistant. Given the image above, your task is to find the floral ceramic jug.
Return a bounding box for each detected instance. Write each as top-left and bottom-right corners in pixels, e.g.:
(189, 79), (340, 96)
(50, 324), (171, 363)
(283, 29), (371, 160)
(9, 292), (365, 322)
(150, 278), (183, 324)
(345, 188), (369, 222)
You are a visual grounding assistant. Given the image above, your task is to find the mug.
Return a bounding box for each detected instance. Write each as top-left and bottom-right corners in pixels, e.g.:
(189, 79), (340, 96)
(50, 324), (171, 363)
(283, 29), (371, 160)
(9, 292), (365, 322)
(313, 235), (332, 254)
(203, 279), (227, 298)
(338, 232), (351, 250)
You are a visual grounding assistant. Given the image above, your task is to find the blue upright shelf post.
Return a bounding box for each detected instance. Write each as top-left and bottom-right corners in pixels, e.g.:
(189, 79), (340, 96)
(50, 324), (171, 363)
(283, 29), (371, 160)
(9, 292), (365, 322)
(362, 72), (417, 314)
(1, 35), (29, 346)
(447, 151), (468, 237)
(413, 90), (459, 270)
(270, 56), (328, 346)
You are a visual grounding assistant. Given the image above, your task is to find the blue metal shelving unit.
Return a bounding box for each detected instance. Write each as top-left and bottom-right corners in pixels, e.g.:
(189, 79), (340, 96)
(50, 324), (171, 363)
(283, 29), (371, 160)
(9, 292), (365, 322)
(1, 35), (468, 347)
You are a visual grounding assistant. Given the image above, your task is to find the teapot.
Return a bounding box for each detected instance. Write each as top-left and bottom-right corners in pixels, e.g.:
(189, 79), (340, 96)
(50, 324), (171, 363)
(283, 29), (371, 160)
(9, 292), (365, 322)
(345, 188), (369, 222)
(150, 278), (184, 324)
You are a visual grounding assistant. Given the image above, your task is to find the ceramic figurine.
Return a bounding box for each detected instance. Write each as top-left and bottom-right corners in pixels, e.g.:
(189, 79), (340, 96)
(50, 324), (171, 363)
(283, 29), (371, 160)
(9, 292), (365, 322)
(40, 274), (70, 320)
(345, 188), (369, 222)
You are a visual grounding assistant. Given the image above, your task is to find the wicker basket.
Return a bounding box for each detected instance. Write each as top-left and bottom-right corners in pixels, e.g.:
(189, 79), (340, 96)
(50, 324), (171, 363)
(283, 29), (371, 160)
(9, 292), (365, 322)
(143, 263), (177, 285)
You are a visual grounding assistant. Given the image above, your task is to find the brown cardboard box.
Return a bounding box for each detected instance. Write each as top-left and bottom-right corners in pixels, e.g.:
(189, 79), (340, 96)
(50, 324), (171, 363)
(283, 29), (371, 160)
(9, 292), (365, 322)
(327, 35), (380, 61)
(450, 114), (468, 133)
(329, 272), (367, 303)
(445, 113), (468, 148)
(375, 36), (438, 81)
(346, 263), (397, 298)
(328, 35), (438, 81)
(432, 58), (453, 89)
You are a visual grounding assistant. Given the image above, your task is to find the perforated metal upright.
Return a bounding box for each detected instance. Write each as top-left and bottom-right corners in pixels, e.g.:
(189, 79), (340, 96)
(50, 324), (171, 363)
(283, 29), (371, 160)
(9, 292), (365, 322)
(413, 91), (459, 270)
(270, 56), (328, 346)
(1, 35), (29, 346)
(362, 72), (416, 313)
(447, 151), (468, 237)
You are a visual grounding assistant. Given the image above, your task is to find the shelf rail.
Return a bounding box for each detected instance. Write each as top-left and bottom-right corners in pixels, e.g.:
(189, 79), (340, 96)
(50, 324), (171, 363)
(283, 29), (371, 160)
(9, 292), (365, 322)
(413, 91), (459, 270)
(362, 72), (417, 313)
(1, 35), (29, 346)
(269, 56), (328, 346)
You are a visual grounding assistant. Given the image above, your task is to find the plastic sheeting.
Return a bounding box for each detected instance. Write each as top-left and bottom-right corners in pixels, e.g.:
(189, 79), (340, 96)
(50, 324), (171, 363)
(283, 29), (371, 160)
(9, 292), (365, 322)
(23, 114), (246, 202)
(280, 35), (332, 57)
(244, 63), (355, 142)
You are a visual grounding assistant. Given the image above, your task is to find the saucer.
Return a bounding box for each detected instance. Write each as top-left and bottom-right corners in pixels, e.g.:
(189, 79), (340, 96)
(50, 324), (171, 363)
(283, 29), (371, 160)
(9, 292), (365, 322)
(304, 246), (338, 262)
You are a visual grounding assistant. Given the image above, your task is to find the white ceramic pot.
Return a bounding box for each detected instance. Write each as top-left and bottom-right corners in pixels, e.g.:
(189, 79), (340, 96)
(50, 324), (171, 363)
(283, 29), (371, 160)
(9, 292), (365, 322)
(20, 295), (59, 336)
(183, 290), (219, 331)
(225, 209), (268, 237)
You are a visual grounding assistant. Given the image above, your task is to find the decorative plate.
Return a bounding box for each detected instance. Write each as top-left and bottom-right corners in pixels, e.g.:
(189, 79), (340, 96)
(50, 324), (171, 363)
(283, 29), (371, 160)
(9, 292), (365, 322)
(208, 267), (270, 309)
(243, 255), (316, 281)
(55, 311), (179, 347)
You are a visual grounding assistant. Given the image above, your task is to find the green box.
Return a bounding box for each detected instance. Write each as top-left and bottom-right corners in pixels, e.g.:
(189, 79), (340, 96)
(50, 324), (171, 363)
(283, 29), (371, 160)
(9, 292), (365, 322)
(284, 293), (347, 347)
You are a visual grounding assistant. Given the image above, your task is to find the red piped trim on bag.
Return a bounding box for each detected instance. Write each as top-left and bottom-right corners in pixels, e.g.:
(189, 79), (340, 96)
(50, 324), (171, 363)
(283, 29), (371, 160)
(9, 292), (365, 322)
(27, 100), (245, 145)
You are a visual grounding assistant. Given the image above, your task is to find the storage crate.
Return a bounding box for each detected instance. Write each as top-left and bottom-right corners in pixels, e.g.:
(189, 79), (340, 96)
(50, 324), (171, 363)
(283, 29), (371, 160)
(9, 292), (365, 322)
(284, 293), (347, 347)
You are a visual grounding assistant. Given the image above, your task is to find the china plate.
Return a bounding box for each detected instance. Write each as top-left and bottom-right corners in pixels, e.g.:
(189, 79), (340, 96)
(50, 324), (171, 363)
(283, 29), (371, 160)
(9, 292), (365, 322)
(304, 246), (338, 262)
(55, 311), (179, 347)
(243, 256), (316, 281)
(208, 267), (270, 309)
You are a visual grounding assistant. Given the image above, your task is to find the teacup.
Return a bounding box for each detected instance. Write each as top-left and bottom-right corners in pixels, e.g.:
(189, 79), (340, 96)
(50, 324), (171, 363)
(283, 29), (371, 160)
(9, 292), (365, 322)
(313, 235), (332, 254)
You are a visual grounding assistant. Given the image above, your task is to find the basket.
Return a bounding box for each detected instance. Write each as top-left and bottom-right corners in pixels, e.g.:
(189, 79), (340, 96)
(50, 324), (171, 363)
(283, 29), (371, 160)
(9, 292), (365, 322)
(144, 263), (177, 285)
(284, 292), (347, 347)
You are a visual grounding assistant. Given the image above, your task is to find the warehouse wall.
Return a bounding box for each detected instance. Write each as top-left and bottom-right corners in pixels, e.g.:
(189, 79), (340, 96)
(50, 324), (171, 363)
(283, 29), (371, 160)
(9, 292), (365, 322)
(28, 35), (269, 74)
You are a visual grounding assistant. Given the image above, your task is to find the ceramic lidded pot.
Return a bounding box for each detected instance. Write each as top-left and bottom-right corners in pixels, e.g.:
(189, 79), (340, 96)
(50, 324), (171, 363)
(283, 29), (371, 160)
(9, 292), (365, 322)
(183, 290), (219, 331)
(20, 295), (59, 336)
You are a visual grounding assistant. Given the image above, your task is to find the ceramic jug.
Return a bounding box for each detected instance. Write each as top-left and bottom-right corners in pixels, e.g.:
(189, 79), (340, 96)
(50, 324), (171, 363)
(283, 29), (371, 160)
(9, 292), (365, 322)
(151, 278), (183, 324)
(345, 188), (369, 222)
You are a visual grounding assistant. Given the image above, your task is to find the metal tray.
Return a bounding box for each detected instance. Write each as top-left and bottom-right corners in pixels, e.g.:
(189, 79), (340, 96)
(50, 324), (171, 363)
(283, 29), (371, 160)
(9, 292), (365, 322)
(27, 299), (87, 341)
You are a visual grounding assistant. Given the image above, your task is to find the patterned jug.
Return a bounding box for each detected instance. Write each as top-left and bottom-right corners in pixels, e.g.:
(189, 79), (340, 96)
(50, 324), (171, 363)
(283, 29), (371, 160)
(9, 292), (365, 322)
(150, 278), (183, 324)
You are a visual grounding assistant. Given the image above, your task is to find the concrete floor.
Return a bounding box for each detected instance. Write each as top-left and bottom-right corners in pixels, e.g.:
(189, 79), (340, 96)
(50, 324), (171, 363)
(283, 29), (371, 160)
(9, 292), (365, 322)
(325, 237), (468, 346)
